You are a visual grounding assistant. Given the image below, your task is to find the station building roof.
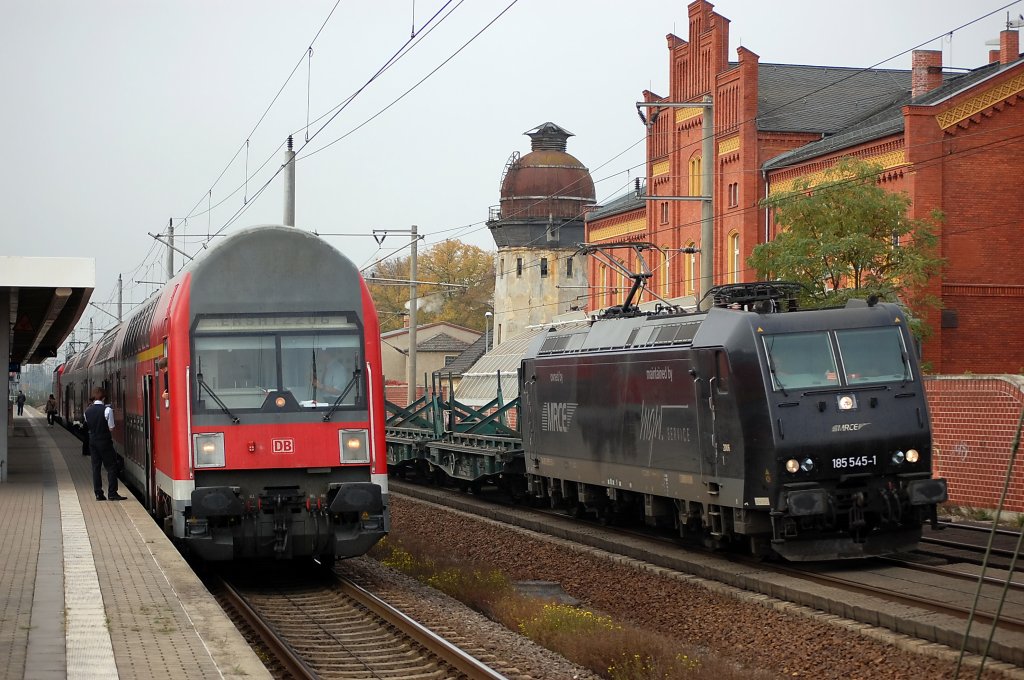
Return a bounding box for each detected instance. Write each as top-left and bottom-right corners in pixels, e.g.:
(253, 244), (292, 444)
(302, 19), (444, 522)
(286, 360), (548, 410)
(2, 256), (94, 366)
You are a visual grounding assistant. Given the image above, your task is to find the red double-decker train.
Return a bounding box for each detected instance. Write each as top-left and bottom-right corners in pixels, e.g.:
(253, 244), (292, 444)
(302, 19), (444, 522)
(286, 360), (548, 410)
(56, 225), (389, 560)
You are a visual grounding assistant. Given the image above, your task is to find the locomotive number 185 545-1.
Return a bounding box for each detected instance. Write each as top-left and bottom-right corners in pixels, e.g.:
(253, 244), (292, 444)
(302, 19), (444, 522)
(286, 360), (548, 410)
(832, 455), (877, 469)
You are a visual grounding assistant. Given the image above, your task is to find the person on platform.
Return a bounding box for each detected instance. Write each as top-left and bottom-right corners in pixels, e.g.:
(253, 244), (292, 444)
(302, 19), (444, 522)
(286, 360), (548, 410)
(15, 390), (26, 416)
(84, 387), (126, 501)
(45, 394), (57, 426)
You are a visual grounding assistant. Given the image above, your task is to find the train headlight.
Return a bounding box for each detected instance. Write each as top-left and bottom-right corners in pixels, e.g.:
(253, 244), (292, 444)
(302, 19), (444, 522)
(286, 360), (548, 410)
(193, 432), (226, 468)
(800, 458), (814, 473)
(892, 450), (905, 465)
(785, 458), (800, 474)
(837, 394), (857, 411)
(339, 429), (369, 463)
(906, 449), (920, 463)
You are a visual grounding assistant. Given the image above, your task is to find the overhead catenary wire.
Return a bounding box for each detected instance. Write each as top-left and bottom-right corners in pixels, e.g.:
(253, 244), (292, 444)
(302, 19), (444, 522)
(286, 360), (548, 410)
(197, 0), (483, 247)
(176, 0), (345, 225)
(200, 0), (1017, 270)
(78, 1), (1022, 340)
(71, 0), (510, 348)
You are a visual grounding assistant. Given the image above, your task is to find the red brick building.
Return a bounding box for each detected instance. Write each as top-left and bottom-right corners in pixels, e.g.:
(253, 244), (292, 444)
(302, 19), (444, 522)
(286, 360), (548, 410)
(586, 0), (1024, 374)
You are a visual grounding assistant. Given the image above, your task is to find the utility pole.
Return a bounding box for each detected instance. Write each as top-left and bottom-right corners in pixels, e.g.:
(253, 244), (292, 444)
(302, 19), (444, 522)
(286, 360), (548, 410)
(89, 317), (94, 343)
(635, 97), (715, 306)
(167, 218), (174, 280)
(371, 226), (422, 404)
(117, 274), (123, 322)
(407, 224), (418, 405)
(283, 135), (296, 226)
(699, 94), (714, 308)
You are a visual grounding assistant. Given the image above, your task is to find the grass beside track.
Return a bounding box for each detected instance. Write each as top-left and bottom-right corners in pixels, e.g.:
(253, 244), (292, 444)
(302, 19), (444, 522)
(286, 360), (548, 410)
(371, 530), (754, 680)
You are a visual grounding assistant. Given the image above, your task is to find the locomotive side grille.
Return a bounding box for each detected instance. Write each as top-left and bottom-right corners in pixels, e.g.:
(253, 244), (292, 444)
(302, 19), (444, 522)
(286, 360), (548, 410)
(651, 323), (699, 345)
(540, 335), (571, 354)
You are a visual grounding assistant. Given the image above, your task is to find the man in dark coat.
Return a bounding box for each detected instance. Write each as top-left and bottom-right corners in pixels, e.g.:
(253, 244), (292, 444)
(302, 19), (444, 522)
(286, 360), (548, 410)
(84, 387), (126, 501)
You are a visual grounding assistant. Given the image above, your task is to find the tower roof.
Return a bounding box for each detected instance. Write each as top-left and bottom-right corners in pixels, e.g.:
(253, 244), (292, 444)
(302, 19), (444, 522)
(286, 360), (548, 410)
(524, 122), (575, 151)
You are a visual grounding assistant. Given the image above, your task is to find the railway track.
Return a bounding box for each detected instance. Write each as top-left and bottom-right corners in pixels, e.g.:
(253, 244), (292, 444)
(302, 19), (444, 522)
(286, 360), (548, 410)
(917, 521), (1024, 567)
(389, 479), (1024, 670)
(214, 563), (507, 680)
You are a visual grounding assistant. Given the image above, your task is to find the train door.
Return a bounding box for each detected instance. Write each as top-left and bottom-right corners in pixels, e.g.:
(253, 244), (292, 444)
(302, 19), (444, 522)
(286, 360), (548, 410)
(142, 375), (156, 513)
(520, 360), (537, 457)
(693, 350), (721, 486)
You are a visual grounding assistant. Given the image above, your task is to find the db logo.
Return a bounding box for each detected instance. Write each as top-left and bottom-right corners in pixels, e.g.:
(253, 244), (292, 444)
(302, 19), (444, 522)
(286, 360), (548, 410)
(271, 438), (295, 454)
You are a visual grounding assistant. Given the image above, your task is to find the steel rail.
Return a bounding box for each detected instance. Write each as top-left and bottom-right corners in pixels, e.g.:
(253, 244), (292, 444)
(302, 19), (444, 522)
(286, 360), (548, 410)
(880, 556), (1024, 592)
(216, 576), (318, 680)
(936, 521), (1023, 538)
(335, 574), (509, 680)
(768, 563), (1024, 635)
(921, 535), (1021, 560)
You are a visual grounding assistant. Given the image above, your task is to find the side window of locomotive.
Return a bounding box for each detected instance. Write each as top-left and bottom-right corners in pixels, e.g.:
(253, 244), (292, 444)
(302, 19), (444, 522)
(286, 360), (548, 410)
(835, 327), (910, 385)
(762, 332), (839, 391)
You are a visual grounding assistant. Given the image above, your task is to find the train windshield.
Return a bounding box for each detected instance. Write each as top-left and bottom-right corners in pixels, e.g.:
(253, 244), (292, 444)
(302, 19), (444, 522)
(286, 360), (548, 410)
(762, 332), (840, 391)
(281, 334), (362, 407)
(194, 336), (277, 409)
(192, 314), (364, 412)
(763, 326), (912, 391)
(835, 327), (910, 385)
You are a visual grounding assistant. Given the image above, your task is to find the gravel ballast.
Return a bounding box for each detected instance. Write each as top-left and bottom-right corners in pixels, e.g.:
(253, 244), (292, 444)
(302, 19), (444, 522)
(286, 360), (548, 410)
(383, 494), (1021, 680)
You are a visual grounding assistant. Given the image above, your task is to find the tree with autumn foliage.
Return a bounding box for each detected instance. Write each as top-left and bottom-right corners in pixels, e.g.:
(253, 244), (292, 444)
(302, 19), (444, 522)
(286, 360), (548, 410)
(367, 240), (495, 333)
(749, 157), (943, 337)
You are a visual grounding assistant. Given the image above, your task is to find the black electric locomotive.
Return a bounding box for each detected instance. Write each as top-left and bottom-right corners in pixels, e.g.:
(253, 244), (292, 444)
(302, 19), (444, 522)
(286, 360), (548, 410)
(520, 283), (948, 560)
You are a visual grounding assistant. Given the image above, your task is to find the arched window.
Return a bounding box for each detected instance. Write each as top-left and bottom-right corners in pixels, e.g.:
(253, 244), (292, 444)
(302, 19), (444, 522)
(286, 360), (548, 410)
(688, 155), (702, 196)
(729, 232), (741, 284)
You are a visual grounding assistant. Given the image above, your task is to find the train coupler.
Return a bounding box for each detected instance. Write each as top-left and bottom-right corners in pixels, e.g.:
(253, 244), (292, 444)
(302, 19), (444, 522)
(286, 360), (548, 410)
(272, 515), (289, 554)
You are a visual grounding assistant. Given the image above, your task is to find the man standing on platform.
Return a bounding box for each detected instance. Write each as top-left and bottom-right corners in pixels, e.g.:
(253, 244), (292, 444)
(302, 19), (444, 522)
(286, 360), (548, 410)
(15, 390), (26, 416)
(85, 387), (126, 501)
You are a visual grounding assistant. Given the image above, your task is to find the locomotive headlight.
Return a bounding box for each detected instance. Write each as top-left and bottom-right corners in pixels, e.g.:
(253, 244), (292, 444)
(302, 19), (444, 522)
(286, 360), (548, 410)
(892, 450), (906, 465)
(837, 394), (857, 411)
(906, 448), (920, 463)
(275, 396), (287, 408)
(785, 458), (801, 474)
(800, 458), (814, 473)
(193, 432), (226, 468)
(339, 429), (369, 463)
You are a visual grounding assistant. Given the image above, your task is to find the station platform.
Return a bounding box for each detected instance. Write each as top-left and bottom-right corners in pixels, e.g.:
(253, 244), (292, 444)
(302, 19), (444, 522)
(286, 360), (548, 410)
(0, 408), (270, 680)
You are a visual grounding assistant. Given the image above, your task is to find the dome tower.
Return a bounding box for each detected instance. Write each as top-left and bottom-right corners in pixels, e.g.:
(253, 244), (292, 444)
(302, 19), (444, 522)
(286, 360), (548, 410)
(487, 123), (595, 343)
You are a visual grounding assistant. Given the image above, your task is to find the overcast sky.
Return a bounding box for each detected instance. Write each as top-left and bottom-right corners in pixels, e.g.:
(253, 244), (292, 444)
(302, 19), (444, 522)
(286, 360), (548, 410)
(2, 0), (1017, 342)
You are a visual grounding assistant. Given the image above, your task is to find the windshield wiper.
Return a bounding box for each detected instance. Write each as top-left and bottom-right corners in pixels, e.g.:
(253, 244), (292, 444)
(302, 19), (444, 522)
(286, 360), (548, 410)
(763, 342), (789, 397)
(197, 372), (240, 424)
(323, 369), (361, 422)
(899, 351), (912, 387)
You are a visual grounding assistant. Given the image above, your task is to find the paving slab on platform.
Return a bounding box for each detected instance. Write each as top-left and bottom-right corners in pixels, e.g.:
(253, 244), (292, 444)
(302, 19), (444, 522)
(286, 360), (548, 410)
(0, 409), (270, 680)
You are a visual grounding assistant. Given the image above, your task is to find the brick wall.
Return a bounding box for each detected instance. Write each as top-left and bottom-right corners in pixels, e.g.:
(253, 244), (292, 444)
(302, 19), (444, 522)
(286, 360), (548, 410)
(925, 375), (1024, 513)
(384, 384), (432, 408)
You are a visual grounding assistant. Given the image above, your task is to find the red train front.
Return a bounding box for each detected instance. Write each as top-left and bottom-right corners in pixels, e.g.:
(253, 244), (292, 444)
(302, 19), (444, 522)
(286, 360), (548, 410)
(58, 225), (389, 560)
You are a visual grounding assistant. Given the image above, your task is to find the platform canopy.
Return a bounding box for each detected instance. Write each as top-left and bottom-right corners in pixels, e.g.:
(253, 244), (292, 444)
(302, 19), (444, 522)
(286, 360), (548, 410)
(2, 256), (95, 366)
